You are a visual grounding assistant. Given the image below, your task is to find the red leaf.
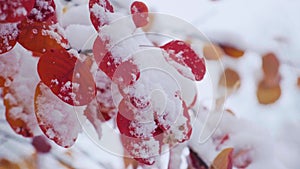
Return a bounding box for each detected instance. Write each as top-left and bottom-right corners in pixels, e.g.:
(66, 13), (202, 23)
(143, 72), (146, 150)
(92, 36), (109, 64)
(0, 0), (35, 23)
(112, 60), (140, 86)
(37, 49), (96, 106)
(89, 0), (114, 31)
(99, 53), (140, 86)
(18, 19), (68, 55)
(98, 50), (117, 78)
(188, 148), (208, 169)
(130, 1), (149, 28)
(93, 36), (140, 86)
(27, 0), (56, 22)
(161, 40), (206, 81)
(117, 99), (160, 139)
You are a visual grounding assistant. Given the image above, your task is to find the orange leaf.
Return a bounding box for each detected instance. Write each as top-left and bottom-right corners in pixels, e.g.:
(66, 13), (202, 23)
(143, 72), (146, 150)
(18, 19), (68, 55)
(0, 159), (20, 169)
(262, 53), (279, 77)
(210, 148), (233, 169)
(220, 44), (244, 58)
(0, 76), (5, 87)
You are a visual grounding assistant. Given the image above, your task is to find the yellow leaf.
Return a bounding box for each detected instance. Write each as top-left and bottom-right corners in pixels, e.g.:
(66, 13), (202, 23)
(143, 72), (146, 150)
(257, 80), (281, 105)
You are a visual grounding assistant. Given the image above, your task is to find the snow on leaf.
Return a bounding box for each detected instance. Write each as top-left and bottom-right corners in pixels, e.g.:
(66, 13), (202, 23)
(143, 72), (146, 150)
(111, 60), (140, 87)
(121, 135), (159, 165)
(161, 40), (206, 81)
(34, 82), (81, 148)
(0, 0), (35, 23)
(0, 45), (22, 86)
(89, 0), (114, 31)
(27, 0), (56, 22)
(120, 69), (180, 126)
(117, 99), (160, 139)
(37, 49), (96, 106)
(0, 23), (18, 54)
(96, 43), (140, 86)
(210, 148), (233, 169)
(118, 67), (192, 144)
(3, 49), (40, 137)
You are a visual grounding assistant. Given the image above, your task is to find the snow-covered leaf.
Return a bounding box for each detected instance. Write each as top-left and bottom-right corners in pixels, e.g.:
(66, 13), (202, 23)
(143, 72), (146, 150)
(27, 0), (56, 22)
(89, 0), (114, 31)
(34, 82), (81, 147)
(0, 0), (35, 23)
(2, 49), (40, 137)
(161, 40), (206, 81)
(0, 23), (18, 54)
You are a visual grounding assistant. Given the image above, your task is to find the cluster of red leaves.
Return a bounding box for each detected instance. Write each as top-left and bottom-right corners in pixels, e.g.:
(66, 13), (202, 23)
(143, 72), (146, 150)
(89, 0), (207, 165)
(0, 0), (96, 148)
(0, 0), (208, 166)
